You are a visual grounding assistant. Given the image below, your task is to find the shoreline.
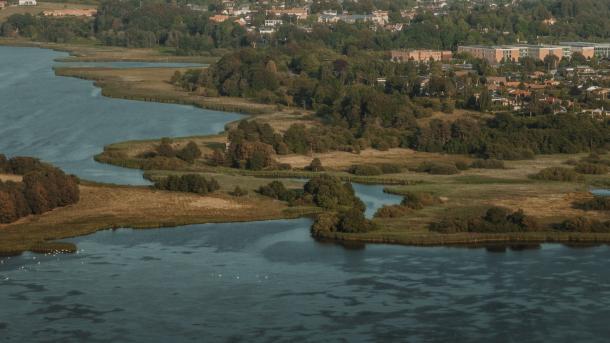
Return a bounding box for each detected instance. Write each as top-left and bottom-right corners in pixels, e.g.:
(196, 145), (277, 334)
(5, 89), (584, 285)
(1, 42), (608, 254)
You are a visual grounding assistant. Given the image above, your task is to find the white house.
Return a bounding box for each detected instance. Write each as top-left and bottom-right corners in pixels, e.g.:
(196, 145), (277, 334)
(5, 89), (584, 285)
(19, 0), (37, 5)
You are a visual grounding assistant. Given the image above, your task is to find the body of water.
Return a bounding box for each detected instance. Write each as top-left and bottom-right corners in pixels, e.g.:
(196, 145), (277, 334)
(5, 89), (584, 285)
(0, 46), (240, 185)
(1, 46), (610, 342)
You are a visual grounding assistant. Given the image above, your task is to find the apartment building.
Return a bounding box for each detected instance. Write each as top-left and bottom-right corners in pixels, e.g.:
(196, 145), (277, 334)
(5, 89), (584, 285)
(458, 45), (566, 64)
(390, 49), (452, 62)
(560, 42), (610, 59)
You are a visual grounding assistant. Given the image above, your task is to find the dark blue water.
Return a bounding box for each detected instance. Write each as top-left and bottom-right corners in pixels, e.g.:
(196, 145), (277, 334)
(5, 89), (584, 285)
(1, 46), (610, 342)
(0, 46), (241, 185)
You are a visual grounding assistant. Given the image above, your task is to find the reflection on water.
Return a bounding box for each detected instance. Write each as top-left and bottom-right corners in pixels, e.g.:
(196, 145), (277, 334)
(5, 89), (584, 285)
(2, 219), (610, 342)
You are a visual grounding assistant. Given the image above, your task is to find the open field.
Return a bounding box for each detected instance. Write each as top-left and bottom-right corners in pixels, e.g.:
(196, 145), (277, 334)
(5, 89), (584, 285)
(0, 37), (219, 63)
(2, 44), (607, 251)
(0, 180), (311, 255)
(0, 2), (93, 22)
(53, 66), (292, 115)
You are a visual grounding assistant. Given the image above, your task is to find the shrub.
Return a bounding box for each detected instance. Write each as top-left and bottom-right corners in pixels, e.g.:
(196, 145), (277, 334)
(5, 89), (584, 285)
(455, 161), (470, 171)
(470, 159), (505, 169)
(349, 164), (383, 176)
(154, 174), (219, 195)
(0, 157), (80, 224)
(574, 163), (609, 175)
(258, 181), (301, 203)
(156, 138), (176, 158)
(230, 186), (248, 197)
(304, 174), (364, 211)
(430, 207), (538, 233)
(531, 167), (582, 182)
(574, 197), (610, 211)
(401, 192), (438, 209)
(374, 204), (411, 218)
(306, 158), (324, 172)
(415, 162), (460, 175)
(556, 217), (610, 233)
(378, 163), (402, 174)
(336, 208), (375, 233)
(176, 141), (202, 163)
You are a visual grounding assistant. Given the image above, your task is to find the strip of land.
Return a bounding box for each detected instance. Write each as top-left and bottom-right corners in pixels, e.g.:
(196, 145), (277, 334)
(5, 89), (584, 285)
(1, 44), (608, 254)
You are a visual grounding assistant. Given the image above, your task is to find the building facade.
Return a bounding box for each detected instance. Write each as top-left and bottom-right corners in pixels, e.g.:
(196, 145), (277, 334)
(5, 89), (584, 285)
(391, 49), (452, 62)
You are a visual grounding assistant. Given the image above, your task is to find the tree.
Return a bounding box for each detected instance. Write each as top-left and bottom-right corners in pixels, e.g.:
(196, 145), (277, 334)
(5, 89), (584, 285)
(176, 141), (202, 163)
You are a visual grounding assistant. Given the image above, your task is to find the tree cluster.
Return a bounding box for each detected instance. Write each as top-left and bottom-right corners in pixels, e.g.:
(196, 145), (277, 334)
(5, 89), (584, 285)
(0, 155), (80, 224)
(154, 174), (220, 194)
(431, 207), (539, 233)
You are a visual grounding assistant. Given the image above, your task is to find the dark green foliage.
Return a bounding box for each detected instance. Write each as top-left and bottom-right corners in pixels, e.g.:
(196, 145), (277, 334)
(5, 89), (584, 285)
(431, 207), (539, 233)
(556, 217), (610, 233)
(348, 164), (382, 176)
(0, 156), (79, 224)
(304, 174), (364, 211)
(335, 208), (375, 233)
(306, 158), (324, 172)
(454, 161), (470, 171)
(0, 155), (46, 175)
(574, 163), (609, 175)
(312, 209), (376, 234)
(378, 163), (402, 174)
(415, 162), (460, 175)
(470, 159), (505, 169)
(574, 197), (610, 211)
(156, 138), (176, 158)
(401, 192), (439, 210)
(154, 174), (220, 195)
(176, 141), (202, 163)
(531, 167), (582, 182)
(374, 204), (411, 218)
(258, 181), (302, 203)
(229, 186), (248, 197)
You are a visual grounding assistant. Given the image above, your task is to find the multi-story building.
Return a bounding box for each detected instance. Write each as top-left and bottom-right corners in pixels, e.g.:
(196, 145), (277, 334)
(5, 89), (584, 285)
(18, 0), (36, 5)
(560, 42), (610, 59)
(264, 19), (283, 27)
(317, 11), (389, 26)
(458, 45), (567, 64)
(390, 49), (452, 62)
(457, 45), (520, 64)
(268, 8), (308, 20)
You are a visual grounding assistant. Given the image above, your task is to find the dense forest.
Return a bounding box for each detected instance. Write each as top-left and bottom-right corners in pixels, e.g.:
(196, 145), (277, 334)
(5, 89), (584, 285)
(1, 0), (609, 52)
(0, 155), (80, 224)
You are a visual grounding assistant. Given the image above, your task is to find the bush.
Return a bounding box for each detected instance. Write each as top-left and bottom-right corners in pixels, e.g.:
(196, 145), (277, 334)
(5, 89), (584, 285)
(0, 156), (80, 224)
(229, 186), (248, 197)
(156, 138), (176, 158)
(531, 167), (582, 182)
(401, 192), (438, 210)
(154, 174), (219, 195)
(306, 158), (324, 172)
(312, 209), (375, 234)
(415, 162), (460, 175)
(374, 204), (411, 218)
(430, 207), (538, 233)
(378, 163), (402, 174)
(574, 163), (609, 175)
(556, 217), (610, 233)
(258, 181), (301, 203)
(304, 174), (364, 211)
(574, 197), (610, 211)
(470, 159), (505, 169)
(455, 161), (470, 171)
(349, 164), (383, 176)
(176, 141), (202, 163)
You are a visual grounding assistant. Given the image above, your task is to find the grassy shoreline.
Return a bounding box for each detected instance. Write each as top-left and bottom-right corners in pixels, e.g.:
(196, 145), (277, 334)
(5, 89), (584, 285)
(1, 41), (608, 254)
